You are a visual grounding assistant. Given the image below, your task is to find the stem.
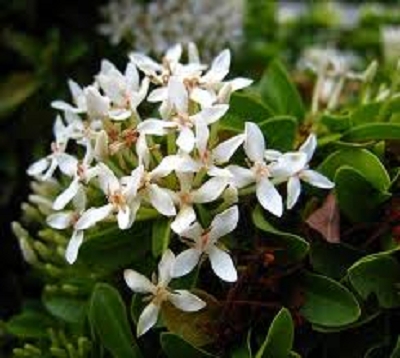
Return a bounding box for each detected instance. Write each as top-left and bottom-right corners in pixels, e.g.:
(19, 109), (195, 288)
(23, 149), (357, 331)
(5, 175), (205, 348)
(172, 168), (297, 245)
(167, 131), (177, 155)
(238, 185), (256, 196)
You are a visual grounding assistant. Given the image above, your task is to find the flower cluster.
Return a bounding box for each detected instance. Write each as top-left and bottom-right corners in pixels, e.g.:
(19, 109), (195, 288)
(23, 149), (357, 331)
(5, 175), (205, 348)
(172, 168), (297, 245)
(27, 43), (333, 336)
(98, 0), (244, 60)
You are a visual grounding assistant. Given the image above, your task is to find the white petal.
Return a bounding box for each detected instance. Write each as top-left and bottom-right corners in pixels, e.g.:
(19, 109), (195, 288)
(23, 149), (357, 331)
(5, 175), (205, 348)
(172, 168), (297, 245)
(129, 53), (161, 74)
(171, 248), (201, 277)
(158, 249), (175, 286)
(271, 152), (308, 178)
(171, 205), (196, 234)
(188, 42), (200, 64)
(192, 177), (228, 204)
(169, 77), (188, 114)
(203, 49), (230, 83)
(192, 105), (229, 125)
(212, 134), (245, 164)
(51, 101), (80, 113)
(148, 185), (176, 216)
(47, 212), (74, 230)
(264, 149), (283, 162)
(168, 290), (206, 312)
(190, 88), (216, 107)
(136, 135), (150, 169)
(165, 43), (182, 64)
(147, 88), (167, 103)
(208, 246), (237, 282)
(138, 119), (168, 136)
(180, 222), (203, 241)
(117, 206), (132, 230)
(226, 165), (255, 188)
(287, 176), (301, 210)
(94, 130), (109, 161)
(195, 118), (209, 155)
(209, 206), (238, 242)
(151, 155), (180, 178)
(300, 170), (335, 189)
(57, 153), (78, 177)
(85, 86), (110, 119)
(244, 122), (265, 162)
(137, 303), (159, 337)
(53, 179), (80, 210)
(299, 133), (317, 162)
(65, 230), (84, 264)
(124, 269), (155, 293)
(125, 62), (139, 91)
(256, 178), (283, 217)
(73, 186), (87, 212)
(130, 165), (145, 194)
(74, 204), (113, 230)
(27, 158), (49, 177)
(176, 127), (195, 153)
(108, 108), (131, 121)
(228, 77), (253, 91)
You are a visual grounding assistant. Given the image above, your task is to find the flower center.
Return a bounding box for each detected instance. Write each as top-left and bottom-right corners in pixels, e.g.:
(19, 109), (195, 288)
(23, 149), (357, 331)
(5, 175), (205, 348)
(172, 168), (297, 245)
(108, 190), (127, 210)
(253, 161), (270, 180)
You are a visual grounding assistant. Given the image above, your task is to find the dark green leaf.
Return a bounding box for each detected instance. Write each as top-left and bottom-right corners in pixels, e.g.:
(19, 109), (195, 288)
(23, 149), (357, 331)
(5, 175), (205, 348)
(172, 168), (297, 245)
(152, 218), (171, 257)
(252, 206), (309, 262)
(255, 308), (294, 358)
(318, 148), (391, 192)
(6, 311), (55, 338)
(348, 254), (400, 309)
(321, 113), (352, 132)
(350, 102), (381, 125)
(258, 60), (305, 120)
(390, 336), (400, 358)
(300, 272), (361, 327)
(335, 167), (390, 222)
(89, 283), (141, 358)
(342, 123), (400, 142)
(43, 292), (87, 324)
(160, 333), (215, 358)
(259, 116), (297, 151)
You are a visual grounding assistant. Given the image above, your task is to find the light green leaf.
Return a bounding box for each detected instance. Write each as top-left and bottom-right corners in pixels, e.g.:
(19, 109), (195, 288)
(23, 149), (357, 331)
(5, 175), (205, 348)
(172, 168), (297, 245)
(258, 60), (305, 120)
(152, 218), (171, 257)
(318, 148), (391, 192)
(342, 123), (400, 142)
(300, 272), (361, 327)
(160, 333), (216, 358)
(259, 116), (297, 151)
(89, 283), (142, 358)
(255, 307), (294, 358)
(321, 113), (351, 132)
(335, 167), (390, 222)
(252, 205), (309, 262)
(348, 254), (400, 309)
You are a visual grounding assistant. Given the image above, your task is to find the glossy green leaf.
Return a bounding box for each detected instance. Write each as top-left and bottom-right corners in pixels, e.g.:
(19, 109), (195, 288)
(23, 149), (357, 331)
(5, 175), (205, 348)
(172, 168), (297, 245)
(300, 272), (361, 327)
(43, 292), (87, 324)
(342, 123), (400, 142)
(6, 310), (55, 338)
(258, 60), (305, 120)
(160, 333), (215, 358)
(255, 308), (294, 358)
(318, 148), (391, 192)
(0, 72), (39, 118)
(259, 116), (297, 151)
(335, 167), (390, 222)
(348, 254), (400, 309)
(350, 102), (381, 125)
(89, 283), (141, 358)
(310, 241), (363, 280)
(152, 218), (171, 257)
(252, 205), (309, 262)
(321, 113), (352, 132)
(220, 92), (273, 132)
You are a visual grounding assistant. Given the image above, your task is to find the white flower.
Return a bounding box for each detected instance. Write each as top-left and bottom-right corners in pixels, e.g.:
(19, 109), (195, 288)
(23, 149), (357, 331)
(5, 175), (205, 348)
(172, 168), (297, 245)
(170, 173), (228, 234)
(276, 134), (335, 209)
(47, 187), (87, 264)
(228, 122), (284, 217)
(51, 79), (87, 113)
(124, 249), (206, 336)
(96, 60), (149, 120)
(172, 206), (239, 282)
(27, 116), (77, 181)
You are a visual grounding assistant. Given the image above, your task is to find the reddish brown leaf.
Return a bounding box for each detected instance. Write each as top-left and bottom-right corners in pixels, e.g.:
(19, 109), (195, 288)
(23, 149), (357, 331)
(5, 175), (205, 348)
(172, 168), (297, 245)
(306, 193), (340, 243)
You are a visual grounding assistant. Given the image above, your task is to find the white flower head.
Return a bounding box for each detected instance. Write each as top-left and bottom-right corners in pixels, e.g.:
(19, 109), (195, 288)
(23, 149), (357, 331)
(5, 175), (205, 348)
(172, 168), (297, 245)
(172, 206), (239, 282)
(124, 249), (206, 336)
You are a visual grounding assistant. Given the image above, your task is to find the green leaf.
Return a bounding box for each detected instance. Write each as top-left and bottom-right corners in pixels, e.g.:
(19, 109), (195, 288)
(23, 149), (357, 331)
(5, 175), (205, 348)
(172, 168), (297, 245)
(161, 290), (220, 347)
(350, 102), (381, 125)
(6, 310), (55, 338)
(390, 336), (400, 358)
(335, 167), (390, 222)
(258, 60), (305, 120)
(255, 308), (294, 358)
(300, 272), (361, 327)
(321, 113), (352, 132)
(252, 206), (309, 262)
(348, 254), (400, 309)
(318, 148), (391, 192)
(342, 123), (400, 142)
(310, 241), (363, 280)
(160, 333), (215, 358)
(259, 116), (297, 151)
(220, 92), (273, 132)
(43, 292), (87, 324)
(89, 283), (141, 358)
(2, 30), (42, 65)
(0, 72), (39, 118)
(152, 218), (171, 257)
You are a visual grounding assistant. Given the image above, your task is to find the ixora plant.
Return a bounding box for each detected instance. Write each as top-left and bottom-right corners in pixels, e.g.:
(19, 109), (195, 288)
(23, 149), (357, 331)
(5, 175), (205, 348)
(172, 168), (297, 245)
(7, 43), (400, 357)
